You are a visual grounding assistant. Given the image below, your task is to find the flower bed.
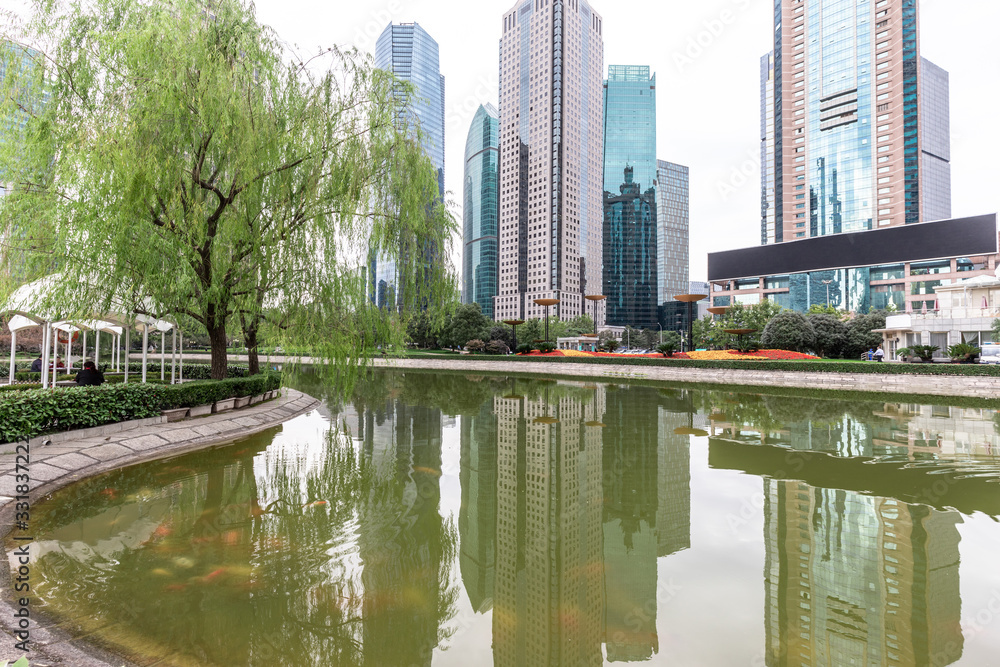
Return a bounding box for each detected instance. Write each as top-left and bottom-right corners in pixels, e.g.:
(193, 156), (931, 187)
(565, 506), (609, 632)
(518, 349), (819, 361)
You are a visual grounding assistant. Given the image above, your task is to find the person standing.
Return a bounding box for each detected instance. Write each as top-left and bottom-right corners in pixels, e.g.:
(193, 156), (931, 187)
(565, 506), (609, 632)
(874, 344), (885, 362)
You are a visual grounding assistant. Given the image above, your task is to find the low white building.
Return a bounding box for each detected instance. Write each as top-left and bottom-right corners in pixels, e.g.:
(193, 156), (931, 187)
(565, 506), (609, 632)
(877, 272), (1000, 360)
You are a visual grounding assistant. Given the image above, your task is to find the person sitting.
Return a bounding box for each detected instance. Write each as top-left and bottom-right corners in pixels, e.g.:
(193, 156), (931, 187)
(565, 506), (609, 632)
(75, 360), (105, 386)
(54, 356), (66, 369)
(30, 355), (43, 372)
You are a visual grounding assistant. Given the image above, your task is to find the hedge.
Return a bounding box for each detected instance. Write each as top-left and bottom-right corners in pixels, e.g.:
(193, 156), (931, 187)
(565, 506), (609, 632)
(126, 362), (251, 379)
(438, 353), (1000, 377)
(0, 372), (282, 442)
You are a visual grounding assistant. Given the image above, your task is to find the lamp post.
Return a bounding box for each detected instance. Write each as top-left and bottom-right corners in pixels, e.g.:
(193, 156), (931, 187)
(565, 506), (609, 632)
(533, 298), (560, 342)
(584, 294), (605, 335)
(503, 320), (524, 352)
(657, 322), (662, 345)
(821, 279), (833, 307)
(673, 293), (709, 353)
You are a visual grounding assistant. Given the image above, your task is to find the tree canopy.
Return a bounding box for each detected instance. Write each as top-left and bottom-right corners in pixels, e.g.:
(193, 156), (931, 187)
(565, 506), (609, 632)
(0, 0), (455, 380)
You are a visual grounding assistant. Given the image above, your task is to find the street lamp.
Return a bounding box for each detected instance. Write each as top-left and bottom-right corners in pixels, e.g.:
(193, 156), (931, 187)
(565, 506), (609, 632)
(533, 298), (560, 342)
(821, 279), (833, 307)
(584, 294), (606, 335)
(503, 320), (524, 352)
(657, 322), (662, 345)
(672, 293), (709, 353)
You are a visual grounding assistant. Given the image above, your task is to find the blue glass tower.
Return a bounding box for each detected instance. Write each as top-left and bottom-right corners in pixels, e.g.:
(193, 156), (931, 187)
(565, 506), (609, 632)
(371, 23), (446, 308)
(602, 65), (657, 329)
(462, 104), (499, 320)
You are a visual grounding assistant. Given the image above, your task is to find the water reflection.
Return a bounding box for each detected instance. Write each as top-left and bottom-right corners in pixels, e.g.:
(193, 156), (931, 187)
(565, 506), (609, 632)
(18, 371), (1000, 666)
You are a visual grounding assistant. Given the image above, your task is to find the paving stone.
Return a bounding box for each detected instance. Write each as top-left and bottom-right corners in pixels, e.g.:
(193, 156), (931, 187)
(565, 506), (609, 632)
(82, 444), (132, 461)
(231, 416), (263, 428)
(44, 453), (99, 471)
(157, 428), (200, 443)
(118, 434), (167, 451)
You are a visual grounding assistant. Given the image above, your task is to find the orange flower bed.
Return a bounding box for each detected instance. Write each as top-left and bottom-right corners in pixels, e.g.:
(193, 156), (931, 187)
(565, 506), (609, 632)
(518, 349), (820, 361)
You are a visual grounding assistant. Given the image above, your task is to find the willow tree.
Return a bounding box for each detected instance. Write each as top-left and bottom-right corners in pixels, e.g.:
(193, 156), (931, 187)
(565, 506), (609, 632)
(0, 0), (454, 379)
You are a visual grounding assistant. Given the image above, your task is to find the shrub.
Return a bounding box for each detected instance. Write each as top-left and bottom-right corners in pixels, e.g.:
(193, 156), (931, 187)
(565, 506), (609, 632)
(126, 362), (250, 379)
(807, 314), (848, 358)
(842, 312), (887, 359)
(465, 339), (486, 353)
(947, 343), (980, 363)
(537, 342), (556, 354)
(485, 340), (510, 355)
(761, 311), (816, 353)
(515, 343), (535, 355)
(910, 345), (940, 362)
(601, 339), (620, 353)
(159, 372), (281, 409)
(656, 342), (676, 358)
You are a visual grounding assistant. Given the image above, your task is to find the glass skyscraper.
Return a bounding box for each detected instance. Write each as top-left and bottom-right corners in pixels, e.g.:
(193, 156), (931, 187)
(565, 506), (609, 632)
(371, 23), (446, 308)
(761, 0), (951, 246)
(656, 160), (690, 305)
(602, 65), (657, 328)
(463, 104), (499, 319)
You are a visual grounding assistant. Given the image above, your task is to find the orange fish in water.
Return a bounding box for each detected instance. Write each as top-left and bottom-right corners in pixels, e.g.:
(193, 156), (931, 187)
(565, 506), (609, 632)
(221, 530), (240, 546)
(152, 523), (173, 539)
(303, 500), (328, 508)
(412, 466), (441, 477)
(100, 488), (118, 499)
(202, 568), (227, 583)
(164, 584), (187, 592)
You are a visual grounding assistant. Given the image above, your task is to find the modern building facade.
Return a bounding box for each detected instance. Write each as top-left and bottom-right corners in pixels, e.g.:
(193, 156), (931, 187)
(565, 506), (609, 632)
(371, 23), (446, 308)
(656, 160), (690, 305)
(463, 103), (500, 319)
(761, 0), (951, 247)
(601, 65), (657, 329)
(709, 213), (999, 313)
(494, 0), (605, 324)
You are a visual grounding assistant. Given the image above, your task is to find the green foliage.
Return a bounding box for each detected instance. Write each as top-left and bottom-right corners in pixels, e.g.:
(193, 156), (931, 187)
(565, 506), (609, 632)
(842, 312), (887, 359)
(564, 315), (595, 337)
(656, 331), (682, 357)
(0, 384), (165, 443)
(465, 339), (486, 353)
(910, 345), (940, 362)
(761, 311), (816, 353)
(537, 342), (556, 354)
(487, 324), (513, 349)
(485, 340), (509, 355)
(992, 318), (1000, 342)
(515, 343), (535, 355)
(807, 304), (842, 315)
(441, 304), (491, 349)
(159, 373), (281, 410)
(600, 338), (621, 353)
(126, 363), (251, 379)
(1, 657), (29, 667)
(947, 343), (980, 363)
(406, 310), (437, 349)
(807, 313), (848, 358)
(0, 0), (454, 382)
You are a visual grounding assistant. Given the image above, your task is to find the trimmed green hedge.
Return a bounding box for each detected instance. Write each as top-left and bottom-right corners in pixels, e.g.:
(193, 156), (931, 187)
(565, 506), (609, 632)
(159, 373), (281, 409)
(0, 372), (282, 442)
(126, 362), (251, 379)
(451, 354), (1000, 377)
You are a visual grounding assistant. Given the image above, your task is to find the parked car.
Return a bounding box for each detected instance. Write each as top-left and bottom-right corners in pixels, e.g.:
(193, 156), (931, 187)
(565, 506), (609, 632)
(978, 344), (1000, 364)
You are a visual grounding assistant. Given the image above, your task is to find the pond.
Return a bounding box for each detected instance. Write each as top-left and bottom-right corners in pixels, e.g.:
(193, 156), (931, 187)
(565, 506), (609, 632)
(15, 369), (1000, 666)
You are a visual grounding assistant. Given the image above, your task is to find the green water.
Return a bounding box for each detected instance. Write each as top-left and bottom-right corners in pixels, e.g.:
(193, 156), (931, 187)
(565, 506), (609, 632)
(18, 370), (1000, 666)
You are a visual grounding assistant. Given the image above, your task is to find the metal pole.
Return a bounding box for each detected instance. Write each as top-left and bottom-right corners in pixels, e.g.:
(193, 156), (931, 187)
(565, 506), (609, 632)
(544, 307), (550, 342)
(51, 323), (58, 387)
(8, 330), (15, 385)
(142, 325), (148, 384)
(171, 327), (177, 385)
(95, 330), (100, 368)
(65, 330), (71, 373)
(160, 330), (165, 381)
(687, 301), (695, 353)
(40, 323), (49, 389)
(124, 327), (130, 385)
(658, 323), (662, 345)
(179, 330), (183, 383)
(82, 330), (87, 365)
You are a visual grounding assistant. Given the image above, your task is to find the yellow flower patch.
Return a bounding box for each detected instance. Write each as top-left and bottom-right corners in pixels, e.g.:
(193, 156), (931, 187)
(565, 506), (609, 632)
(686, 350), (769, 361)
(560, 349), (596, 357)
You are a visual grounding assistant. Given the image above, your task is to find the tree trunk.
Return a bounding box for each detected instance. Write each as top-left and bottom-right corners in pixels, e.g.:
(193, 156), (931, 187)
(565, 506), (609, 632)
(207, 322), (229, 380)
(245, 324), (260, 376)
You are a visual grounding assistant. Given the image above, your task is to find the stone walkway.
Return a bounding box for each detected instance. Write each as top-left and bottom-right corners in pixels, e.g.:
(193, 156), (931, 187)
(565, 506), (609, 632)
(0, 388), (319, 666)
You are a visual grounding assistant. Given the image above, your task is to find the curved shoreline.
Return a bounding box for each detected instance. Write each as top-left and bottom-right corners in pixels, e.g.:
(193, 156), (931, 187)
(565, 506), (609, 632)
(370, 357), (1000, 400)
(0, 388), (319, 666)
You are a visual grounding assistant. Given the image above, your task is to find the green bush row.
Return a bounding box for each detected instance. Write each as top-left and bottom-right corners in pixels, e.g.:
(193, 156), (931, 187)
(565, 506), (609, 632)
(454, 354), (1000, 377)
(0, 372), (281, 442)
(159, 373), (281, 409)
(125, 362), (251, 379)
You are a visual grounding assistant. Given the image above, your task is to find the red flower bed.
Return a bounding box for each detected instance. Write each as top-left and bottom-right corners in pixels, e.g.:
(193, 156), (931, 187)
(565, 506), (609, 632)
(516, 349), (819, 360)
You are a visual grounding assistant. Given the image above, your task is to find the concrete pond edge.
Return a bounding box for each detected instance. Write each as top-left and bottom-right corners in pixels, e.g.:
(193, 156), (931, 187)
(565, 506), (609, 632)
(0, 387), (320, 666)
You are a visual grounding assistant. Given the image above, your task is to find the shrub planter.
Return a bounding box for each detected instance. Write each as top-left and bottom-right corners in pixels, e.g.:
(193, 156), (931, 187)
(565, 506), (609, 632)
(189, 404), (213, 417)
(213, 398), (237, 413)
(234, 396), (251, 408)
(161, 407), (190, 422)
(249, 394), (264, 405)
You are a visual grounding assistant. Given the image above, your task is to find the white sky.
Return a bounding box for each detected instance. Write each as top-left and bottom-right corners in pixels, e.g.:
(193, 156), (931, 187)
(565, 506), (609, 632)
(4, 0), (998, 281)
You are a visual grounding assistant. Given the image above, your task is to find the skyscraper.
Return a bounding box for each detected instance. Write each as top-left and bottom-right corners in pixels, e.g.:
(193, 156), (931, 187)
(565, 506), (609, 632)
(463, 103), (500, 319)
(371, 22), (446, 308)
(602, 65), (657, 329)
(494, 0), (605, 323)
(761, 0), (951, 245)
(656, 160), (690, 306)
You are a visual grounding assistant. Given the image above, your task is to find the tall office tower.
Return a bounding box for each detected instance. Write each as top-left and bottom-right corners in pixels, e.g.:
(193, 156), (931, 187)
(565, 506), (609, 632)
(494, 0), (605, 323)
(602, 65), (657, 329)
(762, 480), (963, 666)
(761, 0), (950, 245)
(463, 103), (500, 319)
(492, 382), (605, 666)
(371, 22), (446, 308)
(458, 399), (498, 613)
(656, 160), (690, 304)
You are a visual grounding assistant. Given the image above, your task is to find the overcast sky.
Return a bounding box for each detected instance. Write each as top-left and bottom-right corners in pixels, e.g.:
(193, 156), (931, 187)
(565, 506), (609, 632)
(4, 0), (998, 281)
